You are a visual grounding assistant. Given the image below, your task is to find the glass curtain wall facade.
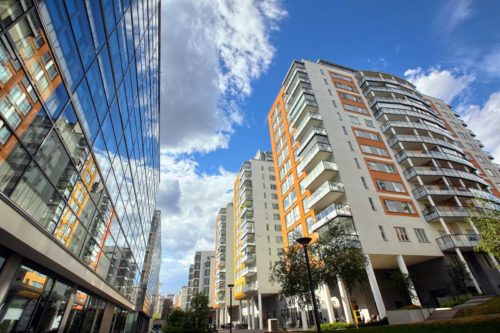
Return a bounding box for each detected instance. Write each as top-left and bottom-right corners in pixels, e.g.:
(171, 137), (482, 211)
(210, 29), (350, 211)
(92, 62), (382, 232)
(0, 0), (160, 332)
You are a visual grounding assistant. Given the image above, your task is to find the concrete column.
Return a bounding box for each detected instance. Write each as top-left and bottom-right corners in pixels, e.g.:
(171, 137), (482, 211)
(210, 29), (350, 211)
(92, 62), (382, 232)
(320, 284), (335, 323)
(98, 301), (115, 333)
(250, 297), (256, 329)
(258, 293), (263, 329)
(300, 308), (308, 329)
(337, 279), (353, 323)
(396, 255), (421, 306)
(0, 253), (21, 303)
(365, 256), (387, 319)
(247, 298), (252, 329)
(454, 248), (482, 294)
(58, 288), (76, 333)
(239, 300), (243, 323)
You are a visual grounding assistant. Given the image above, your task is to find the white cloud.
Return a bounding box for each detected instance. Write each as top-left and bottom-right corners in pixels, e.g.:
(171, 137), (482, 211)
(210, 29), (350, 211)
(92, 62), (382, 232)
(457, 92), (500, 162)
(160, 0), (286, 154)
(481, 48), (500, 78)
(404, 67), (475, 103)
(437, 0), (473, 33)
(158, 152), (236, 293)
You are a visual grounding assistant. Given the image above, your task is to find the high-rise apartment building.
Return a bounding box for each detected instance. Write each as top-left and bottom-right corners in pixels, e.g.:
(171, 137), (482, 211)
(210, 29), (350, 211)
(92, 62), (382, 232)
(0, 1), (160, 332)
(212, 203), (238, 327)
(186, 251), (214, 308)
(232, 151), (286, 329)
(268, 59), (500, 324)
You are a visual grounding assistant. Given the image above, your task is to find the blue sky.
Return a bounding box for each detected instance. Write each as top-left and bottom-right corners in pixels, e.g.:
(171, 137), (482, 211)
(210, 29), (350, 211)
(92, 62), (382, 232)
(158, 0), (500, 294)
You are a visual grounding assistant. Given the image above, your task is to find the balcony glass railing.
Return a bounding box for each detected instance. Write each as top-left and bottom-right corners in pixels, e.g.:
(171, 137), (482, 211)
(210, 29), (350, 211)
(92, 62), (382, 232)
(243, 282), (258, 292)
(296, 128), (328, 155)
(301, 161), (338, 190)
(381, 121), (453, 140)
(310, 203), (352, 232)
(374, 107), (445, 127)
(241, 266), (257, 277)
(395, 150), (474, 168)
(404, 166), (488, 186)
(297, 143), (333, 174)
(412, 185), (473, 200)
(423, 206), (469, 221)
(305, 181), (345, 210)
(288, 93), (318, 126)
(387, 134), (463, 154)
(436, 234), (481, 251)
(292, 112), (323, 140)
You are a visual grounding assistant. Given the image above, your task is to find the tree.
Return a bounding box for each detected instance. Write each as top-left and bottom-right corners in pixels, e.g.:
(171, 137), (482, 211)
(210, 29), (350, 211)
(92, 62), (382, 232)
(270, 224), (368, 325)
(467, 208), (500, 259)
(387, 270), (419, 306)
(447, 261), (472, 295)
(190, 293), (211, 331)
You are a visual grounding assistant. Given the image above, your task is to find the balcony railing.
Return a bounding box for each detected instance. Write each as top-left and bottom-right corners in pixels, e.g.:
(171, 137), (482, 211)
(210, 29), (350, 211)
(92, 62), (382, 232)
(292, 112), (323, 141)
(296, 128), (328, 155)
(368, 96), (434, 114)
(381, 121), (453, 140)
(310, 203), (352, 233)
(288, 93), (318, 127)
(387, 134), (463, 154)
(412, 185), (474, 200)
(374, 107), (445, 127)
(305, 181), (345, 211)
(243, 283), (258, 293)
(297, 142), (333, 174)
(241, 266), (257, 277)
(423, 206), (469, 222)
(395, 150), (474, 169)
(403, 166), (489, 186)
(436, 234), (481, 252)
(241, 252), (256, 264)
(301, 161), (338, 192)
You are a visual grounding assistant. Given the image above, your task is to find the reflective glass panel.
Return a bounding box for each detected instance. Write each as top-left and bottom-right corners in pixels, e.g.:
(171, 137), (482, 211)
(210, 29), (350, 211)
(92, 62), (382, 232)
(101, 0), (116, 37)
(64, 0), (95, 69)
(84, 0), (106, 52)
(97, 47), (115, 104)
(73, 79), (99, 143)
(0, 1), (32, 26)
(63, 290), (88, 333)
(10, 161), (65, 234)
(53, 206), (87, 257)
(0, 130), (31, 196)
(0, 263), (52, 332)
(86, 61), (107, 122)
(55, 103), (89, 171)
(39, 0), (84, 92)
(81, 234), (102, 270)
(108, 30), (122, 83)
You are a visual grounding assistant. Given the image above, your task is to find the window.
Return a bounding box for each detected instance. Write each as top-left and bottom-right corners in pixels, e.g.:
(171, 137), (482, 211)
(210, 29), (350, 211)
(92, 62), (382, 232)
(281, 174), (294, 194)
(349, 115), (360, 124)
(274, 224), (282, 231)
(343, 104), (369, 115)
(272, 193), (278, 199)
(365, 119), (375, 128)
(269, 167), (274, 172)
(348, 141), (354, 151)
(360, 145), (388, 157)
(283, 190), (296, 210)
(323, 78), (328, 85)
(377, 180), (405, 193)
(320, 69), (325, 75)
(414, 228), (429, 243)
(332, 100), (337, 108)
(279, 159), (291, 179)
(360, 177), (368, 189)
(368, 198), (376, 211)
(379, 226), (387, 241)
(337, 112), (343, 121)
(328, 89), (333, 96)
(367, 161), (396, 173)
(276, 236), (283, 243)
(342, 126), (348, 135)
(395, 227), (410, 242)
(384, 200), (415, 214)
(272, 203), (279, 210)
(354, 129), (380, 141)
(269, 175), (276, 181)
(354, 158), (361, 169)
(285, 206), (300, 227)
(335, 82), (355, 91)
(340, 92), (362, 102)
(270, 184), (277, 190)
(331, 72), (352, 82)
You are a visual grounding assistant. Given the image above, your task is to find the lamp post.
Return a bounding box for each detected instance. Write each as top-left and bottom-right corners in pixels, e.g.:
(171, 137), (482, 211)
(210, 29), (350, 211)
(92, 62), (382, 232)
(296, 237), (321, 333)
(227, 284), (234, 333)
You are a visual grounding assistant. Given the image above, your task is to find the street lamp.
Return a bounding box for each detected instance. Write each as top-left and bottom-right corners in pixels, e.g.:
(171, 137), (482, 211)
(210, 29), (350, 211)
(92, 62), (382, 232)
(227, 284), (234, 333)
(296, 237), (321, 333)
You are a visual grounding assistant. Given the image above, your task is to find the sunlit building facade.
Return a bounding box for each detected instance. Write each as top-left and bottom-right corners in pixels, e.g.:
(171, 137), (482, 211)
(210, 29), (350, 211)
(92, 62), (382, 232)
(268, 59), (500, 325)
(0, 0), (160, 332)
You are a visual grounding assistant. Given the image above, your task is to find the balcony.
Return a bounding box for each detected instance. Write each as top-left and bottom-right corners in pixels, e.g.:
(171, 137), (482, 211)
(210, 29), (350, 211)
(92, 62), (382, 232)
(381, 121), (453, 140)
(297, 143), (333, 175)
(284, 65), (308, 95)
(288, 92), (319, 128)
(309, 203), (352, 233)
(296, 128), (328, 155)
(412, 185), (474, 200)
(403, 166), (489, 186)
(395, 150), (474, 169)
(368, 96), (434, 114)
(241, 238), (256, 249)
(240, 226), (255, 239)
(387, 134), (463, 154)
(241, 218), (254, 230)
(301, 161), (339, 192)
(240, 266), (257, 278)
(240, 206), (254, 218)
(243, 283), (258, 293)
(305, 181), (345, 212)
(374, 107), (445, 127)
(241, 252), (256, 264)
(292, 112), (323, 142)
(423, 206), (469, 222)
(436, 234), (481, 252)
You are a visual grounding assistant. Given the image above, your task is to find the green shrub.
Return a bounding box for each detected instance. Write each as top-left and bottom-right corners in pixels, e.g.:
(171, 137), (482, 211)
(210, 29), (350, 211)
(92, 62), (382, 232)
(321, 321), (352, 331)
(440, 296), (470, 308)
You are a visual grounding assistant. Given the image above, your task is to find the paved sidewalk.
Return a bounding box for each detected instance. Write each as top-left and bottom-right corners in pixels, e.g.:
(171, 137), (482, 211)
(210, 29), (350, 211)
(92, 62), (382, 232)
(426, 295), (493, 321)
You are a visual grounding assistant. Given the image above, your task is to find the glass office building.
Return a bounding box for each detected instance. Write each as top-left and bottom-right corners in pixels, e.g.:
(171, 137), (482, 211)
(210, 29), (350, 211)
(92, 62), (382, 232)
(0, 0), (160, 332)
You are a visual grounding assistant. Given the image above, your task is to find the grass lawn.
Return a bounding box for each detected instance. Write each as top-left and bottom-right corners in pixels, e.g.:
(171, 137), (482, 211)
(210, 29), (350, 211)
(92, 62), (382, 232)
(455, 296), (500, 318)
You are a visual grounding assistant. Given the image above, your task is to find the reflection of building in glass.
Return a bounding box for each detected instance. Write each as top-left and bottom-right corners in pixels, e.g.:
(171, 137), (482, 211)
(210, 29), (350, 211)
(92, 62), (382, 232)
(0, 1), (160, 332)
